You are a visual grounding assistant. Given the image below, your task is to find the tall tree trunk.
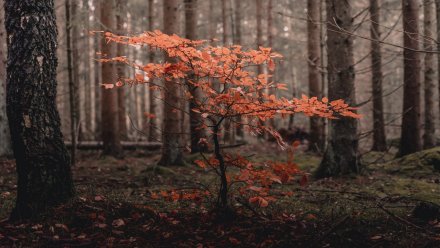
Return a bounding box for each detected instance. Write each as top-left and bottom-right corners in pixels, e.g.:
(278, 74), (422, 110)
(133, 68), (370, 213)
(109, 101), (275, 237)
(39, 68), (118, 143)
(66, 0), (77, 165)
(399, 0), (422, 156)
(369, 0), (387, 151)
(256, 0), (265, 138)
(94, 0), (102, 140)
(315, 0), (359, 178)
(83, 0), (92, 140)
(71, 1), (82, 141)
(147, 0), (158, 142)
(5, 0), (74, 219)
(158, 0), (183, 166)
(116, 0), (127, 140)
(437, 0), (440, 134)
(185, 0), (205, 153)
(233, 0), (244, 139)
(222, 0), (233, 143)
(0, 0), (12, 157)
(267, 0), (278, 130)
(307, 0), (325, 153)
(101, 0), (123, 157)
(423, 0), (436, 149)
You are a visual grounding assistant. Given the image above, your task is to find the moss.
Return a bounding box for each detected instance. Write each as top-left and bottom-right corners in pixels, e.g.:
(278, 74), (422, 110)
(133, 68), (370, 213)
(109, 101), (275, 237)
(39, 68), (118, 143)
(381, 147), (440, 177)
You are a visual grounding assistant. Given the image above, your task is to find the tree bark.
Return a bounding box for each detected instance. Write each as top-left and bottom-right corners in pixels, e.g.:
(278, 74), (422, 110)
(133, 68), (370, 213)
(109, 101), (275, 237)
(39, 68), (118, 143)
(94, 0), (102, 140)
(222, 0), (233, 143)
(315, 0), (359, 178)
(101, 0), (123, 157)
(399, 0), (422, 156)
(185, 0), (205, 153)
(83, 0), (92, 140)
(5, 0), (74, 219)
(369, 0), (387, 151)
(233, 0), (244, 139)
(307, 0), (325, 153)
(65, 0), (77, 165)
(116, 0), (127, 140)
(147, 0), (158, 142)
(423, 0), (436, 149)
(158, 0), (183, 166)
(437, 0), (440, 135)
(0, 0), (12, 157)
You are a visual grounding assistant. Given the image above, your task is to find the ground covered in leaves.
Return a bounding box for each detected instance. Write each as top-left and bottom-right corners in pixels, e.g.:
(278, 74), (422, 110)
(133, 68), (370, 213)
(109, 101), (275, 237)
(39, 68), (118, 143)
(1, 145), (440, 247)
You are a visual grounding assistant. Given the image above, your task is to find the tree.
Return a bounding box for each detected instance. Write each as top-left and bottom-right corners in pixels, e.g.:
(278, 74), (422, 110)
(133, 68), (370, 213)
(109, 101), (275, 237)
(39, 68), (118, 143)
(147, 0), (158, 142)
(157, 0), (184, 166)
(233, 0), (244, 139)
(116, 0), (128, 140)
(185, 0), (205, 153)
(437, 0), (440, 131)
(399, 0), (422, 156)
(5, 0), (74, 219)
(307, 0), (325, 152)
(100, 30), (359, 211)
(315, 0), (360, 178)
(101, 0), (123, 157)
(0, 0), (12, 157)
(369, 0), (387, 152)
(222, 0), (233, 143)
(423, 0), (436, 149)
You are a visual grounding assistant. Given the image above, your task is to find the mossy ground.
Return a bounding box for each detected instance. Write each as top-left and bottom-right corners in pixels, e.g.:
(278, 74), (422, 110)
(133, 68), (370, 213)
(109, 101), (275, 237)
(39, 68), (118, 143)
(1, 144), (440, 247)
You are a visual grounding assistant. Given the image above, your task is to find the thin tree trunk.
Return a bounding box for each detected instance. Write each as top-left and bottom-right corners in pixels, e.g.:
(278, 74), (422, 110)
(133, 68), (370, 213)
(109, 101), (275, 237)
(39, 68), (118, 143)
(116, 0), (127, 140)
(233, 0), (244, 139)
(437, 0), (440, 135)
(222, 0), (233, 143)
(94, 0), (102, 140)
(369, 0), (387, 151)
(315, 0), (359, 178)
(66, 0), (77, 165)
(0, 0), (12, 157)
(423, 0), (436, 149)
(267, 0), (278, 130)
(148, 0), (158, 142)
(5, 0), (74, 219)
(307, 0), (325, 152)
(71, 1), (82, 141)
(83, 0), (92, 140)
(399, 0), (422, 156)
(101, 0), (123, 157)
(158, 0), (183, 166)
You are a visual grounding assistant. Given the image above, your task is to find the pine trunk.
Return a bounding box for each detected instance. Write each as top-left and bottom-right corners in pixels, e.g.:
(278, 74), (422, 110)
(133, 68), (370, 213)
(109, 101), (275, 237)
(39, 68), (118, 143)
(5, 0), (74, 219)
(315, 0), (359, 178)
(370, 0), (387, 151)
(423, 0), (436, 149)
(158, 0), (183, 166)
(307, 0), (325, 152)
(399, 0), (422, 156)
(101, 0), (123, 157)
(0, 0), (12, 157)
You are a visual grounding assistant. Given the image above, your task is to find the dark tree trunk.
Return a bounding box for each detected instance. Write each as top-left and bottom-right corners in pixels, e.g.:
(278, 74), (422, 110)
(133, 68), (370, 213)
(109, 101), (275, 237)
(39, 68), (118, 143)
(369, 0), (387, 151)
(307, 0), (325, 153)
(116, 0), (127, 140)
(233, 0), (244, 139)
(157, 0), (183, 166)
(0, 0), (12, 157)
(315, 0), (359, 178)
(94, 0), (102, 140)
(437, 0), (440, 134)
(147, 0), (158, 142)
(423, 0), (436, 149)
(399, 0), (422, 156)
(101, 0), (123, 157)
(185, 0), (205, 154)
(5, 0), (74, 219)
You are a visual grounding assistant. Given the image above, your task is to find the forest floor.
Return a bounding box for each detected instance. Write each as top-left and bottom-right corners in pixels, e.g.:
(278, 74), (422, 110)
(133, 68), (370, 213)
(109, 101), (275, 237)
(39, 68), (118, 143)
(1, 144), (440, 247)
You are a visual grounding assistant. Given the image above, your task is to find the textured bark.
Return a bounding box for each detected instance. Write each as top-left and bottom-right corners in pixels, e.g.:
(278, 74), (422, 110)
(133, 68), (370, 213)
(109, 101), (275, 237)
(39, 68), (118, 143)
(437, 0), (440, 133)
(399, 0), (422, 156)
(315, 0), (359, 178)
(83, 0), (92, 139)
(369, 0), (387, 151)
(5, 0), (74, 219)
(65, 0), (77, 165)
(116, 0), (127, 140)
(233, 0), (244, 139)
(267, 0), (277, 130)
(71, 1), (81, 140)
(94, 0), (102, 140)
(147, 0), (158, 142)
(222, 0), (233, 143)
(423, 0), (436, 149)
(0, 0), (12, 157)
(185, 0), (205, 153)
(101, 0), (123, 157)
(158, 0), (183, 166)
(255, 0), (265, 138)
(307, 0), (325, 152)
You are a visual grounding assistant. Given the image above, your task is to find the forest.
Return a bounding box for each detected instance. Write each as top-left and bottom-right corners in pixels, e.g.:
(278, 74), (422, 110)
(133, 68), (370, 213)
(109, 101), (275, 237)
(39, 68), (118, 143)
(0, 0), (440, 247)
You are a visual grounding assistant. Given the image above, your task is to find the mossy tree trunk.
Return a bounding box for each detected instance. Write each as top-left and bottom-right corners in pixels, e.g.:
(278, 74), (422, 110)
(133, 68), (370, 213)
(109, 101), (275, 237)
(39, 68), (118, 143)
(5, 0), (74, 219)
